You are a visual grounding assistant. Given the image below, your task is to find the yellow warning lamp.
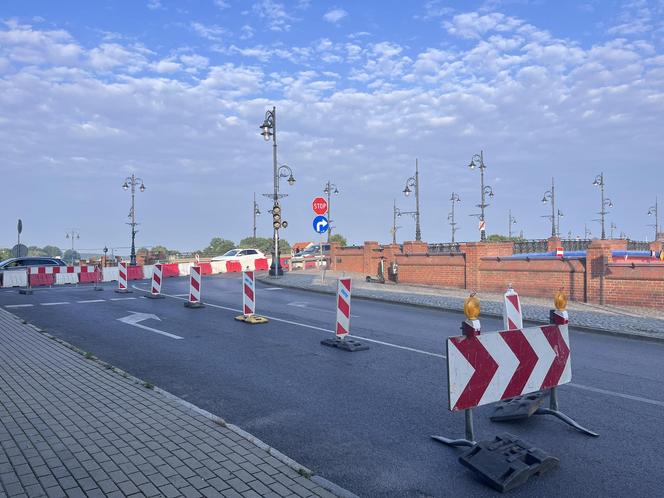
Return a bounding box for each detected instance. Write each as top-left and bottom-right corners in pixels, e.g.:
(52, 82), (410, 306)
(464, 293), (481, 320)
(554, 290), (568, 311)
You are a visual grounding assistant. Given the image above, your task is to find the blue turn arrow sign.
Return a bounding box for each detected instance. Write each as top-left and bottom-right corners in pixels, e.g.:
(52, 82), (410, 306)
(313, 215), (329, 234)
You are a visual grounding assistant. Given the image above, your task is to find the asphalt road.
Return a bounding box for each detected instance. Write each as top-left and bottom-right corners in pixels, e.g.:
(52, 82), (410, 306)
(2, 275), (663, 497)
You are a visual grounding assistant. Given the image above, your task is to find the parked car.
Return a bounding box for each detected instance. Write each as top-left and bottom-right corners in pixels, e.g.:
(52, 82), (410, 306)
(290, 244), (331, 269)
(0, 257), (68, 271)
(211, 248), (266, 268)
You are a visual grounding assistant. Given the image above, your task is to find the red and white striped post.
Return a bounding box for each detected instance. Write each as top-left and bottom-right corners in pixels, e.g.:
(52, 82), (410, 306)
(502, 284), (523, 330)
(234, 270), (268, 323)
(94, 262), (103, 291)
(184, 265), (204, 308)
(321, 278), (368, 351)
(147, 263), (164, 299)
(115, 261), (131, 293)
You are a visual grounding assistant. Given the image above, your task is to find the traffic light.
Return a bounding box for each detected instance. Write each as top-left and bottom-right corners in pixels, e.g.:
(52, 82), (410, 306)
(272, 204), (281, 229)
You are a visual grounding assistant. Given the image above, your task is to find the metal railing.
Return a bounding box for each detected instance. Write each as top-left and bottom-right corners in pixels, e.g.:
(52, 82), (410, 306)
(627, 240), (650, 251)
(428, 243), (462, 254)
(512, 240), (548, 254)
(561, 239), (592, 252)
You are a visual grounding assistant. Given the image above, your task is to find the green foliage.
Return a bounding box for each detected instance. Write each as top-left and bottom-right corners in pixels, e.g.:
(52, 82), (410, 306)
(28, 245), (47, 256)
(487, 234), (523, 242)
(42, 245), (62, 257)
(238, 236), (290, 255)
(329, 233), (347, 246)
(0, 248), (11, 261)
(201, 237), (236, 256)
(63, 249), (81, 263)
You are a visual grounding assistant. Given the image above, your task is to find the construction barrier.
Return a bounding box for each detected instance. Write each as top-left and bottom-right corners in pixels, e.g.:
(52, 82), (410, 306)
(1, 270), (28, 288)
(320, 278), (368, 352)
(226, 261), (242, 273)
(127, 266), (143, 280)
(147, 263), (164, 299)
(502, 285), (523, 330)
(28, 269), (54, 287)
(235, 271), (268, 324)
(178, 262), (192, 276)
(116, 262), (130, 293)
(162, 263), (180, 278)
(255, 258), (269, 271)
(210, 261), (226, 274)
(55, 272), (79, 285)
(199, 262), (212, 275)
(184, 266), (204, 308)
(142, 265), (154, 280)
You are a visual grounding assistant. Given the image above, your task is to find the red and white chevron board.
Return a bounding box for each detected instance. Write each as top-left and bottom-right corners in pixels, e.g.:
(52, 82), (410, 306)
(336, 278), (352, 339)
(242, 270), (255, 316)
(447, 324), (571, 411)
(118, 262), (128, 290)
(151, 263), (163, 295)
(188, 265), (202, 303)
(503, 287), (523, 330)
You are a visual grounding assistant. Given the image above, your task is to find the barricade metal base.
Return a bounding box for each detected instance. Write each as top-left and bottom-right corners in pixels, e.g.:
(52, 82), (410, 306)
(320, 337), (369, 352)
(115, 289), (132, 294)
(459, 433), (559, 492)
(19, 289), (33, 295)
(184, 301), (204, 308)
(93, 287), (104, 291)
(234, 314), (269, 324)
(533, 408), (598, 437)
(146, 293), (165, 299)
(431, 409), (476, 448)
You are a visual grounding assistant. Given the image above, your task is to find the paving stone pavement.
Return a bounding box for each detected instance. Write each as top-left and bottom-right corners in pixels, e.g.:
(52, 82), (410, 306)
(0, 309), (343, 498)
(261, 271), (664, 340)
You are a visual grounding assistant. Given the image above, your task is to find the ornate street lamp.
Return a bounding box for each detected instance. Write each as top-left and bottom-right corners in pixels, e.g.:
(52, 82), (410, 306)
(592, 173), (612, 240)
(468, 150), (493, 241)
(508, 211), (517, 239)
(122, 174), (145, 266)
(65, 229), (80, 264)
(448, 192), (461, 243)
(648, 198), (659, 241)
(541, 177), (558, 237)
(252, 192), (261, 243)
(402, 159), (421, 241)
(323, 181), (340, 243)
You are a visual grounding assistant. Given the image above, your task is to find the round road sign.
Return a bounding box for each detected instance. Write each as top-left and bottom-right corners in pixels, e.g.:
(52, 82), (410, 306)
(312, 197), (328, 215)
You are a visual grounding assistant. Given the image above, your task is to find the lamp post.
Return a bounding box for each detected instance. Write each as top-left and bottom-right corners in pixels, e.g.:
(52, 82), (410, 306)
(557, 209), (564, 237)
(541, 177), (557, 237)
(122, 174), (146, 266)
(391, 200), (403, 245)
(260, 106), (295, 277)
(252, 192), (261, 243)
(323, 181), (339, 243)
(508, 210), (517, 239)
(448, 192), (461, 243)
(65, 229), (80, 264)
(468, 150), (494, 241)
(402, 159), (421, 241)
(584, 224), (592, 239)
(648, 198), (659, 241)
(592, 173), (612, 240)
(610, 222), (617, 239)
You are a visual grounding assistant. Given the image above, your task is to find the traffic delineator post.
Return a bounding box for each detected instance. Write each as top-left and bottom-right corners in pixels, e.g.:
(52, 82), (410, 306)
(502, 284), (522, 330)
(115, 261), (131, 294)
(320, 278), (368, 352)
(235, 270), (268, 324)
(184, 265), (204, 308)
(146, 263), (165, 299)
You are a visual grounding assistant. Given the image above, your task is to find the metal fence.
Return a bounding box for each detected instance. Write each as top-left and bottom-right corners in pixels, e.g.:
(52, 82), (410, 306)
(627, 240), (650, 251)
(427, 243), (462, 254)
(512, 240), (548, 254)
(561, 239), (592, 252)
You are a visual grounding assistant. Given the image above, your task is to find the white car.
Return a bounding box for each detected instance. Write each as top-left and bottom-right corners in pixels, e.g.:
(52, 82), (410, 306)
(211, 248), (266, 268)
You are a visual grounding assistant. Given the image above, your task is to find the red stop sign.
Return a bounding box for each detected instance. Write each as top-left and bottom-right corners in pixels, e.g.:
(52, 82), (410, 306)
(312, 197), (328, 215)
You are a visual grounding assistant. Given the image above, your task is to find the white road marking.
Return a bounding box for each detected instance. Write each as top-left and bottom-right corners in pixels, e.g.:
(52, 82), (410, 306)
(263, 287), (283, 291)
(172, 294), (189, 297)
(110, 297), (137, 301)
(40, 302), (70, 306)
(77, 299), (106, 303)
(117, 311), (182, 340)
(130, 284), (664, 409)
(5, 304), (34, 308)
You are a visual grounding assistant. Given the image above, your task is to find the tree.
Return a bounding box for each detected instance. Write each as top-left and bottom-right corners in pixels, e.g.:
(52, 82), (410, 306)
(329, 233), (347, 247)
(63, 249), (81, 263)
(202, 237), (235, 256)
(238, 237), (290, 255)
(487, 234), (523, 242)
(42, 245), (62, 257)
(28, 246), (47, 256)
(0, 248), (11, 261)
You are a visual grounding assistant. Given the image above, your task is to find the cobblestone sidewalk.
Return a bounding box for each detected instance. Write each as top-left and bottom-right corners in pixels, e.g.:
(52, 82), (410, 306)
(261, 271), (664, 340)
(0, 309), (342, 498)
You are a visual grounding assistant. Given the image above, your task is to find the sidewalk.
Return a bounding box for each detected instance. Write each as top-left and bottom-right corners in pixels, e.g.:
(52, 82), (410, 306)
(0, 309), (342, 498)
(260, 271), (664, 341)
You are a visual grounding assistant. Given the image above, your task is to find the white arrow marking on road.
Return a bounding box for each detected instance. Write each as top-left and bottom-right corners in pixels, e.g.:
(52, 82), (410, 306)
(116, 312), (183, 340)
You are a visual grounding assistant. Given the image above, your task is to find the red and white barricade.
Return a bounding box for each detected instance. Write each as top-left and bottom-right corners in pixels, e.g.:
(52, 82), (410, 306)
(115, 261), (130, 293)
(147, 263), (164, 299)
(432, 291), (597, 454)
(320, 278), (368, 351)
(184, 265), (204, 308)
(235, 271), (268, 323)
(502, 285), (523, 331)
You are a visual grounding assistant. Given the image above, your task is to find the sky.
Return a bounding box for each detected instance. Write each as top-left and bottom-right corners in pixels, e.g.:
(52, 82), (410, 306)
(1, 0), (663, 253)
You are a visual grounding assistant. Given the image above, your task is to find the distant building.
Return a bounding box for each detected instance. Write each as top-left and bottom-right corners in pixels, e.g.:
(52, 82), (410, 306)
(291, 242), (313, 256)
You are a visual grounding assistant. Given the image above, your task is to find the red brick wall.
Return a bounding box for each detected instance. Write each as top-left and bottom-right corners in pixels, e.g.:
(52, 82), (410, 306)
(332, 246), (364, 273)
(479, 259), (586, 301)
(396, 254), (466, 287)
(604, 263), (664, 307)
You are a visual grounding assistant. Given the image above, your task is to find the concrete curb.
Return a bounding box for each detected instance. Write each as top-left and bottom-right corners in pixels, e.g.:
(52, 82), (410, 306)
(257, 277), (664, 343)
(8, 311), (354, 498)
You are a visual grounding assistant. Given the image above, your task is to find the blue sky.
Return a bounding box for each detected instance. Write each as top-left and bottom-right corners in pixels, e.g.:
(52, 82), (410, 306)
(1, 0), (663, 253)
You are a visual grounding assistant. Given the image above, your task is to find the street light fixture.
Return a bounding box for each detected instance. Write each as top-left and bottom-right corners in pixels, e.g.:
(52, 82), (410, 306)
(541, 177), (558, 237)
(259, 107), (295, 276)
(323, 181), (340, 243)
(508, 210), (517, 239)
(252, 192), (261, 243)
(122, 173), (146, 266)
(468, 150), (494, 241)
(592, 173), (612, 240)
(402, 159), (421, 241)
(65, 229), (80, 264)
(448, 192), (461, 243)
(391, 200), (403, 245)
(648, 197), (659, 241)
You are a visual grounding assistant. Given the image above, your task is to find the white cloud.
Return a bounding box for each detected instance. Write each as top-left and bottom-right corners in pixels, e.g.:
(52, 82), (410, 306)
(214, 0), (230, 10)
(252, 0), (295, 31)
(323, 8), (348, 24)
(147, 0), (163, 11)
(191, 22), (227, 41)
